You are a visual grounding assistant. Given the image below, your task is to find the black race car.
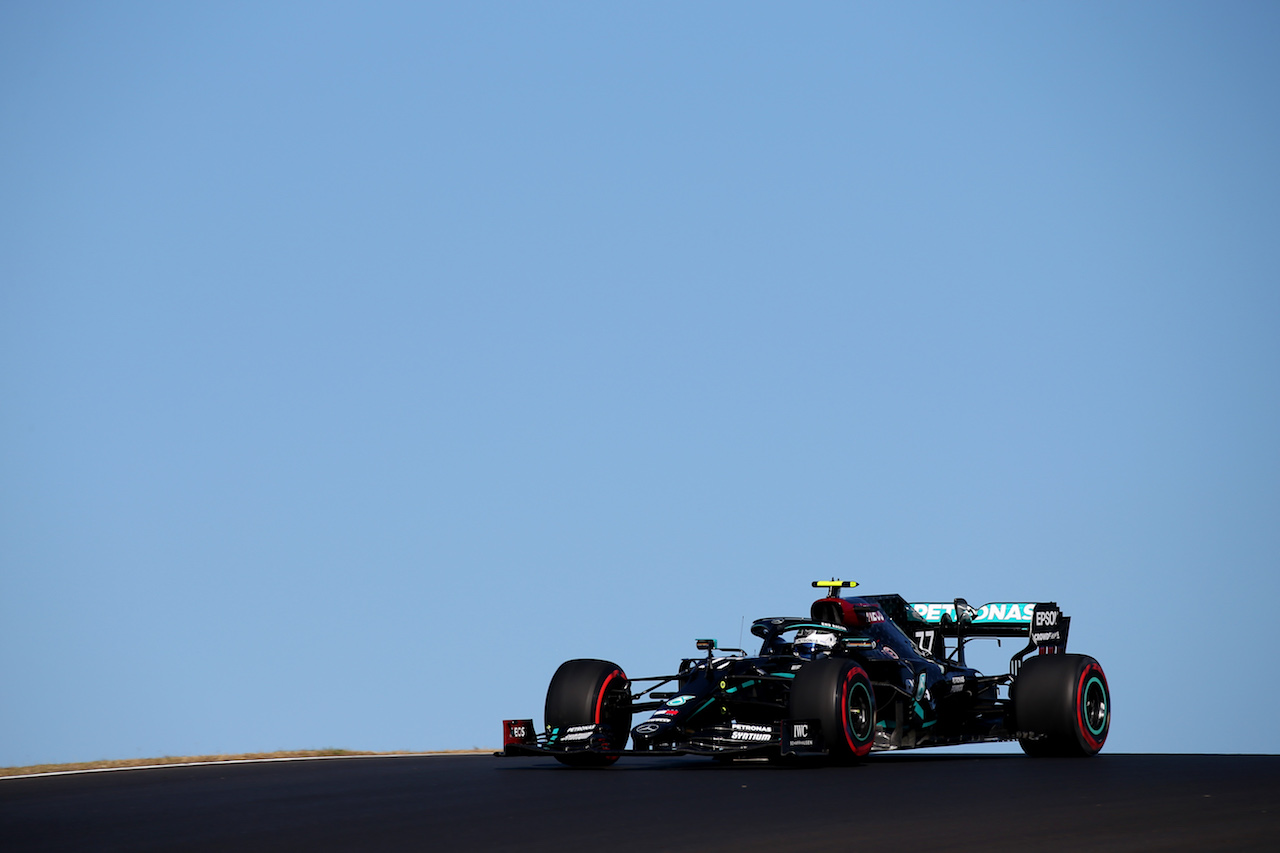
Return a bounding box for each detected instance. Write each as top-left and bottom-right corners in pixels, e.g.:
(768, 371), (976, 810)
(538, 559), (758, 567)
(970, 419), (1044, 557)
(501, 581), (1110, 766)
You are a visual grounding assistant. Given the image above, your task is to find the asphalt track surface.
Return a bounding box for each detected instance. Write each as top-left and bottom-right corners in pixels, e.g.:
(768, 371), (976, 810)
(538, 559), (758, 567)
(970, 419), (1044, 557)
(2, 753), (1278, 851)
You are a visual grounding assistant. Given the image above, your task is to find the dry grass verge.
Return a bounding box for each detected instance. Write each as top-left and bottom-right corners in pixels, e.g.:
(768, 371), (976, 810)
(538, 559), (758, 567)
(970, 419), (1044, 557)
(1, 748), (492, 778)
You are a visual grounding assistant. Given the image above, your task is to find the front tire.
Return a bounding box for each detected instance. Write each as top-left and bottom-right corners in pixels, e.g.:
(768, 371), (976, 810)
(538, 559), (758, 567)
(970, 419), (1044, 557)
(790, 658), (876, 762)
(1013, 653), (1110, 757)
(544, 659), (631, 767)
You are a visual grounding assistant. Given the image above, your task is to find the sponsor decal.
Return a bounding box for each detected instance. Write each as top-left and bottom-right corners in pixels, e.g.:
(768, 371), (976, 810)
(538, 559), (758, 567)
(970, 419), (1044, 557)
(561, 725), (597, 742)
(635, 723), (661, 735)
(651, 709), (678, 717)
(665, 694), (696, 707)
(1031, 606), (1065, 645)
(731, 730), (772, 742)
(911, 602), (1037, 624)
(730, 723), (774, 742)
(503, 720), (537, 747)
(787, 722), (815, 747)
(1031, 604), (1067, 648)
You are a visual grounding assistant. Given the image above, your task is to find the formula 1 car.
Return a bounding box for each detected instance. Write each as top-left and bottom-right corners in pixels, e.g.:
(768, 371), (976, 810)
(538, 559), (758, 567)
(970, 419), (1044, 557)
(500, 581), (1110, 766)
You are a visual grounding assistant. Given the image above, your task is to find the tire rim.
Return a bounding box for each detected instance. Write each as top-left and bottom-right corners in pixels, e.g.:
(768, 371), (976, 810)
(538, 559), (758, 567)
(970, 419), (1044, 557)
(1082, 676), (1108, 736)
(846, 680), (874, 743)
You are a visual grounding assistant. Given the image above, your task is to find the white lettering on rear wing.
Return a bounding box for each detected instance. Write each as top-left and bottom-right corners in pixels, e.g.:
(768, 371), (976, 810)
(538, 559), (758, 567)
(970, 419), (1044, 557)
(910, 602), (1036, 624)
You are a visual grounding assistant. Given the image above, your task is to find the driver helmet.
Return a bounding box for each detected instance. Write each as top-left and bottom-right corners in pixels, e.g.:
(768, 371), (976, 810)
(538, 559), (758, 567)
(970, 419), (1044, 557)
(794, 628), (837, 659)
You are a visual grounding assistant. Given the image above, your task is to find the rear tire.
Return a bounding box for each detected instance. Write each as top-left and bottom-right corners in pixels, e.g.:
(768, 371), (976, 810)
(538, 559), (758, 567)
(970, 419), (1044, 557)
(1013, 654), (1110, 757)
(789, 658), (876, 762)
(544, 659), (631, 767)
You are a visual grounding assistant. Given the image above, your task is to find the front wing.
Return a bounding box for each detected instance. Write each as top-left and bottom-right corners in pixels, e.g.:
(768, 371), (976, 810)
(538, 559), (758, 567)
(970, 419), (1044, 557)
(498, 719), (832, 759)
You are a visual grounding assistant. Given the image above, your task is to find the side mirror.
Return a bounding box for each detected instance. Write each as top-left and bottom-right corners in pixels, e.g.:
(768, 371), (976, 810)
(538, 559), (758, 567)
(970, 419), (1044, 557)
(696, 638), (718, 651)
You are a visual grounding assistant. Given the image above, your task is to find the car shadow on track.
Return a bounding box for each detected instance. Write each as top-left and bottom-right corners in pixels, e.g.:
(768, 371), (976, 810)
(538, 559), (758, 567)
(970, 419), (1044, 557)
(494, 751), (1032, 771)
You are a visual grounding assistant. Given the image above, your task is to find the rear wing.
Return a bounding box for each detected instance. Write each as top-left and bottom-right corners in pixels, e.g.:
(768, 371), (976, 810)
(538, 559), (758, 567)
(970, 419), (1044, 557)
(906, 599), (1070, 674)
(908, 602), (1066, 636)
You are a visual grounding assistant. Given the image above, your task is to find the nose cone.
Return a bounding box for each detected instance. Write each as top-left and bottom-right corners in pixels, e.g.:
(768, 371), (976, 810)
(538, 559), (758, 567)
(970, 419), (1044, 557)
(631, 716), (677, 746)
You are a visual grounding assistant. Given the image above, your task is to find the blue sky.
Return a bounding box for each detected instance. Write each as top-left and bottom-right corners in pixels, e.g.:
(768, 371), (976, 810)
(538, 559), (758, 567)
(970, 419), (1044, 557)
(2, 1), (1278, 766)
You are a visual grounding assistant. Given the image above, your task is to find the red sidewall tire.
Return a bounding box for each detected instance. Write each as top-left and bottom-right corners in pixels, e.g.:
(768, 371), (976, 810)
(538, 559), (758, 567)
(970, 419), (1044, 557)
(1014, 653), (1110, 757)
(545, 659), (630, 767)
(1074, 659), (1110, 754)
(791, 658), (876, 762)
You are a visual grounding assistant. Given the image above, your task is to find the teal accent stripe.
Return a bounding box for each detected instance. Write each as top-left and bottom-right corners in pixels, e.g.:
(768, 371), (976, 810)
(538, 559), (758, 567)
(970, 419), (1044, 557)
(1083, 676), (1108, 735)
